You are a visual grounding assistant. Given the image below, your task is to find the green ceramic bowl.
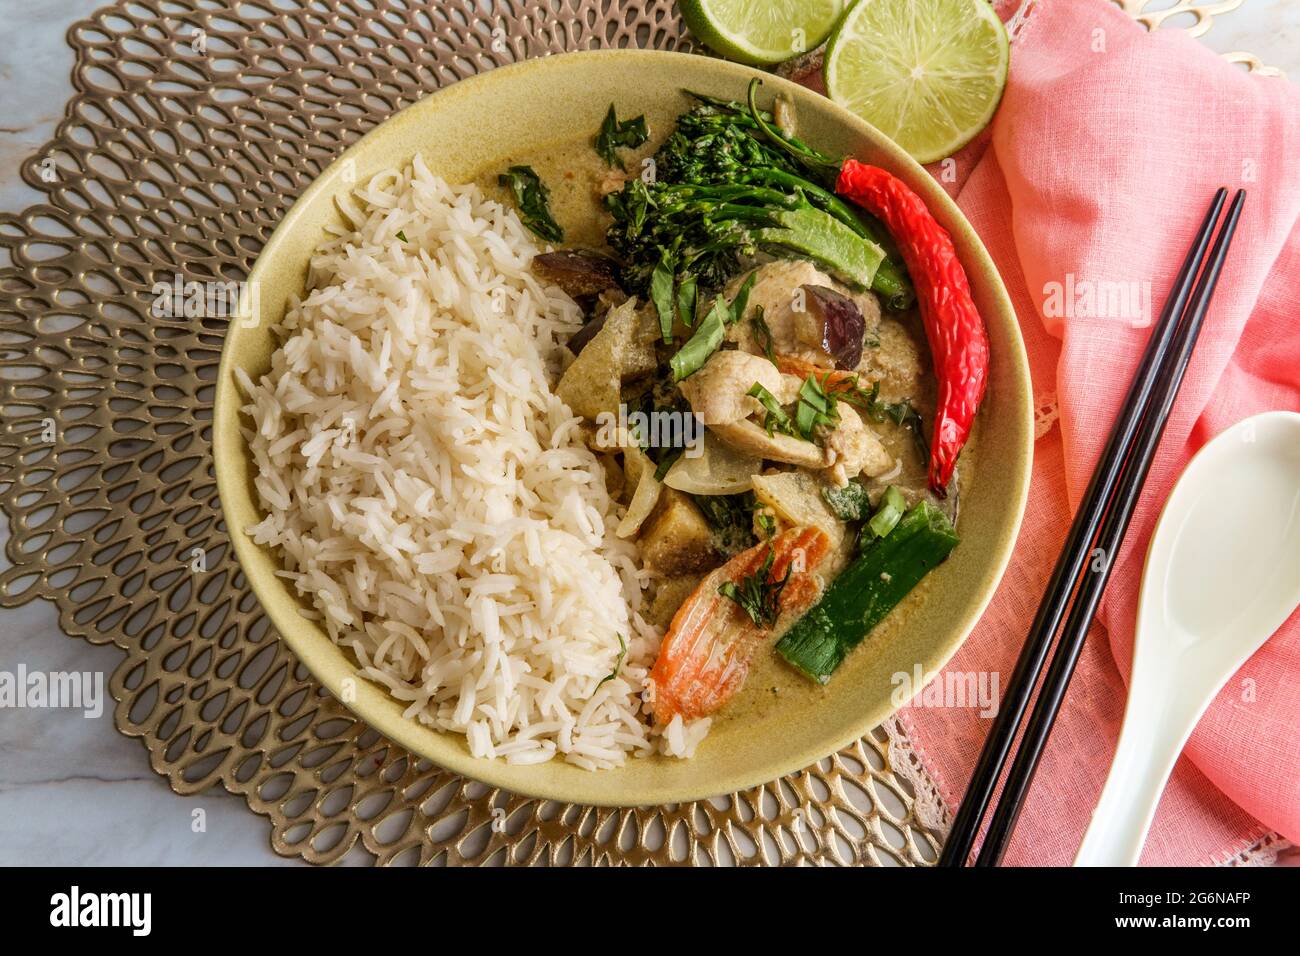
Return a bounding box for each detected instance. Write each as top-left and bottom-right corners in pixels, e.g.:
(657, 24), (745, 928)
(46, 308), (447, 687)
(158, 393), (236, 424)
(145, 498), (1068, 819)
(214, 50), (1032, 807)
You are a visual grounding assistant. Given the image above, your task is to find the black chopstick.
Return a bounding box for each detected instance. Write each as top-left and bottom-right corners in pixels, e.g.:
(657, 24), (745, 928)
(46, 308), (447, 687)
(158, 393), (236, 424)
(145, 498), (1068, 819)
(970, 189), (1246, 865)
(938, 188), (1236, 867)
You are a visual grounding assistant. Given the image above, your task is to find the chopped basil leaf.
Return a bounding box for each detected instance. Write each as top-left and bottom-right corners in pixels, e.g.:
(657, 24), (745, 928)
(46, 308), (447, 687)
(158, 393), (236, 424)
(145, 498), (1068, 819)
(676, 274), (698, 329)
(748, 382), (796, 437)
(595, 104), (649, 170)
(717, 546), (789, 629)
(497, 165), (563, 243)
(669, 275), (753, 381)
(670, 296), (729, 381)
(750, 306), (776, 362)
(692, 491), (759, 556)
(597, 633), (628, 687)
(650, 255), (676, 343)
(822, 479), (872, 521)
(731, 270), (757, 324)
(794, 374), (839, 440)
(653, 445), (684, 481)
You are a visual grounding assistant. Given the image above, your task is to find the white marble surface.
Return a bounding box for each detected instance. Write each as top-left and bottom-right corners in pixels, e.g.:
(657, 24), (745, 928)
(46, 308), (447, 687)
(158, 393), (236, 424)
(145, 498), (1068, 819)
(1, 0), (1298, 867)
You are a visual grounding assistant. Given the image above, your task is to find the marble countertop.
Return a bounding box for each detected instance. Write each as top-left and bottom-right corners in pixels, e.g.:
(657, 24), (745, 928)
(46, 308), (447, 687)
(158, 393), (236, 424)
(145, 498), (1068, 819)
(1, 0), (1297, 867)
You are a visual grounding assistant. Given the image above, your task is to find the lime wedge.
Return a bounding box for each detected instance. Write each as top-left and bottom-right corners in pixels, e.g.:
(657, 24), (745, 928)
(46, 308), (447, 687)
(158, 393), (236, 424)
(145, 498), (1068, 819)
(824, 0), (1009, 164)
(680, 0), (847, 66)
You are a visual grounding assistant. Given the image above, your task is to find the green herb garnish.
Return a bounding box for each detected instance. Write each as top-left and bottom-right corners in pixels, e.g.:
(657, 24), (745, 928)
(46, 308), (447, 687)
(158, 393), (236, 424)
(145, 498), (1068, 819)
(676, 274), (698, 329)
(751, 306), (776, 362)
(755, 511), (777, 540)
(671, 296), (728, 381)
(748, 382), (796, 437)
(794, 373), (840, 441)
(650, 255), (676, 343)
(595, 104), (649, 170)
(498, 165), (564, 243)
(730, 268), (756, 324)
(822, 480), (872, 521)
(669, 272), (755, 381)
(692, 491), (760, 556)
(597, 633), (628, 687)
(718, 546), (789, 629)
(653, 446), (684, 482)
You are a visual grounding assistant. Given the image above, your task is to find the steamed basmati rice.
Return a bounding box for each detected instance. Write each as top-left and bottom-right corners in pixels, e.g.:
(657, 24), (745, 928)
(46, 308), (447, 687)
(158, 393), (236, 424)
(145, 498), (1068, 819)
(238, 157), (710, 767)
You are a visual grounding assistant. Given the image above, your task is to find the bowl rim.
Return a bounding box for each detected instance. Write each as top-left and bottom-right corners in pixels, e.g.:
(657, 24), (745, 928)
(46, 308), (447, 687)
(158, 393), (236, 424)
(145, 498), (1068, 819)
(214, 48), (1034, 807)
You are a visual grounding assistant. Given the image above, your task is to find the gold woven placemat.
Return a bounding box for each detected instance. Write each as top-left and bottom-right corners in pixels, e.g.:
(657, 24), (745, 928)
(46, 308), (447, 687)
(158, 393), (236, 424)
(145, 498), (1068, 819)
(0, 0), (1274, 866)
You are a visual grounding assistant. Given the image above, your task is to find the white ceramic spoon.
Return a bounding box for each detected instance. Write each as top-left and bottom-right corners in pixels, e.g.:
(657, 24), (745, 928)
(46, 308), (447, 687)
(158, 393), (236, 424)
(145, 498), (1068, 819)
(1075, 411), (1300, 867)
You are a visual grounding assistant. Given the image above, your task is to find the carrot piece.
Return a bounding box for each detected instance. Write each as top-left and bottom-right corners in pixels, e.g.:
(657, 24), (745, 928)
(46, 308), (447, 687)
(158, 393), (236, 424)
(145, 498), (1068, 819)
(649, 526), (831, 724)
(774, 354), (857, 389)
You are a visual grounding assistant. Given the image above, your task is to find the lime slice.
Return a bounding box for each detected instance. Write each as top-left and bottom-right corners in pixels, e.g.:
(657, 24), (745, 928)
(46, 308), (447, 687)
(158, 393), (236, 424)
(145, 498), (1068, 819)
(824, 0), (1009, 164)
(680, 0), (847, 66)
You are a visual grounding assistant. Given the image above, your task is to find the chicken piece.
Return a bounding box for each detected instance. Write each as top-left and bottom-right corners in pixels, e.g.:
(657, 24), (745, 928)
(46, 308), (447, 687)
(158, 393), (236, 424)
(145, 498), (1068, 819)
(726, 260), (882, 368)
(822, 404), (893, 485)
(856, 317), (925, 407)
(709, 419), (825, 468)
(711, 411), (890, 485)
(682, 326), (894, 484)
(678, 350), (796, 426)
(707, 398), (893, 485)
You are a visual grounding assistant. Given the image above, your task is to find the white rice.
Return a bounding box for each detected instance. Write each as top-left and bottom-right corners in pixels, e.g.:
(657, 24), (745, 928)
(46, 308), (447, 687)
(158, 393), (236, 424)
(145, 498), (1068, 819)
(236, 156), (705, 769)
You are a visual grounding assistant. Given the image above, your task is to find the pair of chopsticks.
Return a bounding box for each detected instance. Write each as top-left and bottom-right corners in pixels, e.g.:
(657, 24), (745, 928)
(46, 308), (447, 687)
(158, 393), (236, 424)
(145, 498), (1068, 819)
(939, 188), (1247, 867)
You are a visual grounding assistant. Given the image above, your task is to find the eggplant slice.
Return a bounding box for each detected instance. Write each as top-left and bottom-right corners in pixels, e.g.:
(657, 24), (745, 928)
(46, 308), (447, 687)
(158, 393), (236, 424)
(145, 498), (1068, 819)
(532, 249), (622, 298)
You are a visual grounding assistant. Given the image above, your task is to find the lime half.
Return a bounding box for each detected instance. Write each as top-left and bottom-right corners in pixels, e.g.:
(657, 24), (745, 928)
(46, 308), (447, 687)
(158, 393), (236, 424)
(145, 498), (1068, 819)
(824, 0), (1009, 164)
(680, 0), (847, 66)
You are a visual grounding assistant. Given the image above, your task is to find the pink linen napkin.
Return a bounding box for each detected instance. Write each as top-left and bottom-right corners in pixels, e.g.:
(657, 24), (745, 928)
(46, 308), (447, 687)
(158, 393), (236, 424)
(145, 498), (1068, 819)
(885, 0), (1300, 865)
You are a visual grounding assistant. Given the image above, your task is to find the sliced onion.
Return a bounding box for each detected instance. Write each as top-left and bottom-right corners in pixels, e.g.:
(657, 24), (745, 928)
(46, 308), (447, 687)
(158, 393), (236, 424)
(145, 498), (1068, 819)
(617, 445), (662, 539)
(662, 431), (761, 496)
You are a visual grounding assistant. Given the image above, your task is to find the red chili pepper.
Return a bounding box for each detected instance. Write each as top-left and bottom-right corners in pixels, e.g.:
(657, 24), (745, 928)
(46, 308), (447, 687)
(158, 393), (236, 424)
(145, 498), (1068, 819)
(835, 158), (989, 497)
